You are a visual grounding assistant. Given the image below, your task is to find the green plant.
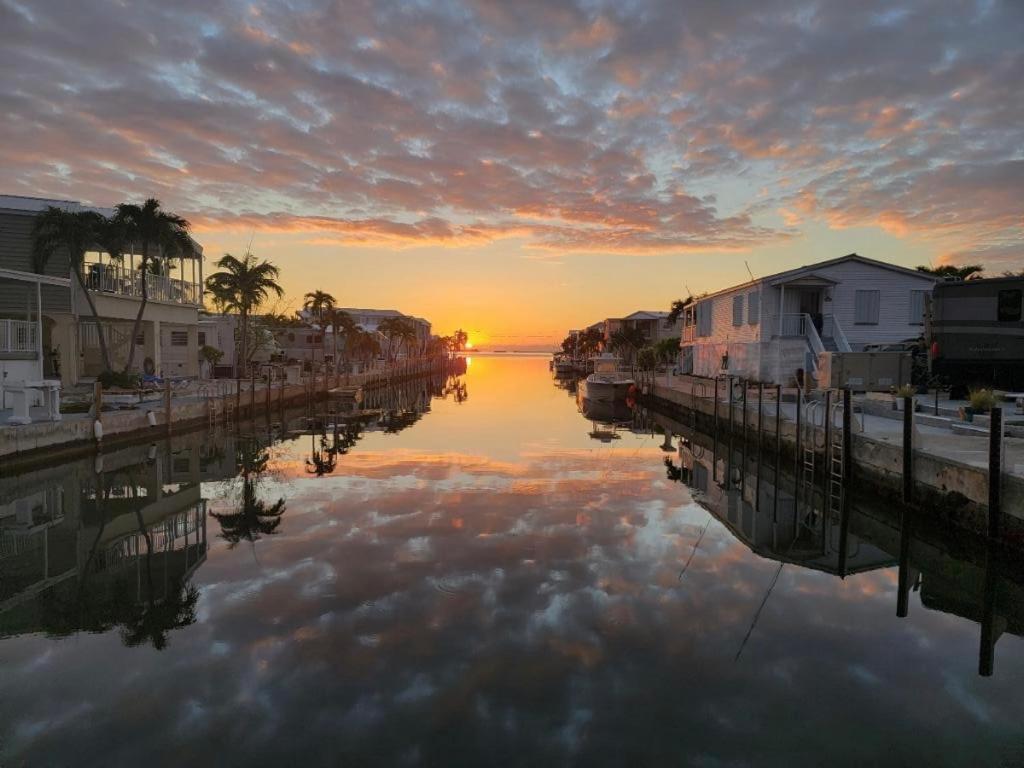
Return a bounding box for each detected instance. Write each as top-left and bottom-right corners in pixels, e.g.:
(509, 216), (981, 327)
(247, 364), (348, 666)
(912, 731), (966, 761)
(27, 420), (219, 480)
(99, 370), (142, 389)
(200, 345), (224, 365)
(968, 388), (998, 412)
(895, 384), (916, 398)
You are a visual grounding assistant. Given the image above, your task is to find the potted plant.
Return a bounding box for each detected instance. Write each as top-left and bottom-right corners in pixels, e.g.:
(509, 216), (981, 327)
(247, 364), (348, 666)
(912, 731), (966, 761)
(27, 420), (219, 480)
(960, 388), (997, 422)
(893, 384), (917, 411)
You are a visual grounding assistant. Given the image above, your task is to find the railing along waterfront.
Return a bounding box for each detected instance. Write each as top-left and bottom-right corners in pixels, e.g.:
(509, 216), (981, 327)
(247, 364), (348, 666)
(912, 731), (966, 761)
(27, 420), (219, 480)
(0, 319), (37, 353)
(86, 263), (201, 305)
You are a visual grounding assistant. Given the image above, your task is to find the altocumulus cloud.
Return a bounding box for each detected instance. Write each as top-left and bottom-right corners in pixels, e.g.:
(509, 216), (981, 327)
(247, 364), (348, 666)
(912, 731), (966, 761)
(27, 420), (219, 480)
(1, 0), (1021, 263)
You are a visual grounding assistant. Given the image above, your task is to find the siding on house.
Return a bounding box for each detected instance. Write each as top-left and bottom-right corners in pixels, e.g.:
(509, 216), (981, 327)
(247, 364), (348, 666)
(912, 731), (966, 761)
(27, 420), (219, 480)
(681, 255), (937, 383)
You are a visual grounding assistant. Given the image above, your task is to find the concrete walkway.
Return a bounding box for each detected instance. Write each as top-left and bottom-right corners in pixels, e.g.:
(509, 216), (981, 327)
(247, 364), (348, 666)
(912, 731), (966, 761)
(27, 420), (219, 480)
(652, 374), (1024, 479)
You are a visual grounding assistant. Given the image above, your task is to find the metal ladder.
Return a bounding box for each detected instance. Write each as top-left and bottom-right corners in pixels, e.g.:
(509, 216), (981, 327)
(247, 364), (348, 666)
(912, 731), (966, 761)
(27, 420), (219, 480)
(827, 397), (845, 517)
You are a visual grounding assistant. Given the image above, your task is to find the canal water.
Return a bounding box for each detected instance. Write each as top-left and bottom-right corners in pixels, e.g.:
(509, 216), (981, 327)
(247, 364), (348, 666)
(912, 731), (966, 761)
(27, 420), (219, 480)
(2, 355), (1023, 766)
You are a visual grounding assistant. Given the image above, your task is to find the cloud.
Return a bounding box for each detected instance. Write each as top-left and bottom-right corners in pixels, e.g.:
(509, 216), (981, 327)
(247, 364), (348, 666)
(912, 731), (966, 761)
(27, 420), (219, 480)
(0, 0), (1020, 263)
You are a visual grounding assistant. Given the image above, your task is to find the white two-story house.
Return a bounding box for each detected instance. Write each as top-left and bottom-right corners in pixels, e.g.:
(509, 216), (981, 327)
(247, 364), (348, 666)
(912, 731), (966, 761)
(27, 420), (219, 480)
(0, 195), (204, 389)
(679, 254), (937, 386)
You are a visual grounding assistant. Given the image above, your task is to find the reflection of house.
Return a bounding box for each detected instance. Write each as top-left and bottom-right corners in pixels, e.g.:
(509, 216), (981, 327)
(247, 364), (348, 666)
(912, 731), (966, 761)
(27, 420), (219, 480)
(678, 437), (895, 576)
(0, 195), (204, 388)
(0, 432), (237, 637)
(678, 254), (936, 385)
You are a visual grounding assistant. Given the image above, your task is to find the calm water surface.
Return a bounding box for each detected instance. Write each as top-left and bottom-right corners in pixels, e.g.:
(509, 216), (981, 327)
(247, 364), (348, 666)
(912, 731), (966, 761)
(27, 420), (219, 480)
(2, 355), (1024, 766)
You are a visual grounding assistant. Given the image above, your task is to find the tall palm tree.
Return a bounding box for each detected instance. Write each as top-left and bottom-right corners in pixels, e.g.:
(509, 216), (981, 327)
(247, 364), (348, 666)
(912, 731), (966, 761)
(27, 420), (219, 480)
(329, 308), (357, 371)
(32, 207), (115, 373)
(303, 290), (335, 328)
(303, 290), (336, 370)
(114, 199), (192, 373)
(204, 252), (283, 377)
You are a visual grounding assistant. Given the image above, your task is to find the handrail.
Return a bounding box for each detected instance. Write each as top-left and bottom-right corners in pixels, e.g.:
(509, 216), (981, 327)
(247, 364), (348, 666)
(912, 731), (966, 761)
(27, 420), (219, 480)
(802, 314), (825, 356)
(0, 319), (37, 353)
(830, 315), (852, 352)
(85, 263), (201, 306)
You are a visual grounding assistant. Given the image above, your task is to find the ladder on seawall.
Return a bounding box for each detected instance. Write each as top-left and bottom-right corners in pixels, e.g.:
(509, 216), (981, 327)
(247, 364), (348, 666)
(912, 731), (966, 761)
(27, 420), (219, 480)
(828, 399), (844, 517)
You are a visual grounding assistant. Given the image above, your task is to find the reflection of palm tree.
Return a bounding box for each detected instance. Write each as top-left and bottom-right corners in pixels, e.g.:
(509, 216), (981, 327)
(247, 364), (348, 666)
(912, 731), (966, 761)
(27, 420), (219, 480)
(212, 438), (286, 547)
(305, 430), (336, 476)
(120, 578), (199, 651)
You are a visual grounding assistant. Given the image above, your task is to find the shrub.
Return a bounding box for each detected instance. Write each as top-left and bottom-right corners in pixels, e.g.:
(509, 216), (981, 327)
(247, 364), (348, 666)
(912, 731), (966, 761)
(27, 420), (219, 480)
(968, 388), (998, 412)
(200, 345), (224, 365)
(98, 370), (141, 390)
(895, 384), (916, 398)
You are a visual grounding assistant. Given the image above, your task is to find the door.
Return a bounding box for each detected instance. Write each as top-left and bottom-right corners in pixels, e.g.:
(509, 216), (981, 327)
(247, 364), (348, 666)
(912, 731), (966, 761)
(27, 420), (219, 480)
(799, 289), (823, 332)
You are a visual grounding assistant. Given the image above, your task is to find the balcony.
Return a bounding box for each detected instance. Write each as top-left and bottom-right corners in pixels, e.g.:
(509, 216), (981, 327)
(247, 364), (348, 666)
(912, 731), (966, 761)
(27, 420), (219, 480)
(86, 263), (201, 306)
(0, 319), (37, 354)
(682, 326), (696, 343)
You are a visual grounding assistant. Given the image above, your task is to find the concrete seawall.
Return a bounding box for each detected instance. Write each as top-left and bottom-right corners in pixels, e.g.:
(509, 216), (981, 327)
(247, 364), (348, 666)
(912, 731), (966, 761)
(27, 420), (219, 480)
(0, 357), (466, 471)
(643, 378), (1024, 544)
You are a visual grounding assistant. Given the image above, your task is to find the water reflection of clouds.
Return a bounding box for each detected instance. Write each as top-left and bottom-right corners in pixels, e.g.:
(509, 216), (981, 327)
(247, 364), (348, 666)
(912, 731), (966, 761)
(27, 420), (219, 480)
(5, 418), (1024, 760)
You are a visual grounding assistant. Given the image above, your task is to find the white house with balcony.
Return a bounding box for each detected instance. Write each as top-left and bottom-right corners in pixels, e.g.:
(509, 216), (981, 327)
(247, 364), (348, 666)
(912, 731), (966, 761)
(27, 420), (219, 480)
(678, 254), (937, 386)
(0, 195), (204, 390)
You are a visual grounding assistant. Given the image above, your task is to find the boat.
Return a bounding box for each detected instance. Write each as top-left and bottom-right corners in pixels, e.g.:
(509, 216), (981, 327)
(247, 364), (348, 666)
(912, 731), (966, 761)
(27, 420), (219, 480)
(552, 354), (576, 377)
(577, 353), (634, 404)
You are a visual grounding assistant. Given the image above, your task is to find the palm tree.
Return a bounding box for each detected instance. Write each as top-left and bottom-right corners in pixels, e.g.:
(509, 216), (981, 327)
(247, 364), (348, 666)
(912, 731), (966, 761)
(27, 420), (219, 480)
(378, 317), (410, 363)
(329, 309), (357, 371)
(916, 264), (984, 281)
(114, 199), (192, 373)
(452, 328), (468, 352)
(303, 290), (336, 328)
(667, 296), (694, 326)
(32, 207), (115, 373)
(610, 326), (647, 366)
(205, 252), (284, 377)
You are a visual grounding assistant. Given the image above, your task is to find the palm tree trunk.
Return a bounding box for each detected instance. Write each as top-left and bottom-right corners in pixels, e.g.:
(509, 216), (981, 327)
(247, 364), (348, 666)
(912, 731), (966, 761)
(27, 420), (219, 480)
(123, 245), (150, 373)
(73, 266), (114, 373)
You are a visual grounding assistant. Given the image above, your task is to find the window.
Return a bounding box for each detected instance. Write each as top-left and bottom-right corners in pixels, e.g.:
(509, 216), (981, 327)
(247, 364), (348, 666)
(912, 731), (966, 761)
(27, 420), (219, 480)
(909, 290), (927, 325)
(998, 289), (1022, 322)
(135, 332), (145, 346)
(198, 332), (207, 346)
(854, 290), (880, 324)
(696, 300), (713, 337)
(732, 295), (744, 326)
(747, 291), (760, 325)
(170, 330), (188, 346)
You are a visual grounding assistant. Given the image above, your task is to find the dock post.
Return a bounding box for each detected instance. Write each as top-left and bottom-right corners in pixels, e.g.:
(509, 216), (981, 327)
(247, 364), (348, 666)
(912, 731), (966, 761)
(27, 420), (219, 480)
(820, 389), (832, 503)
(979, 545), (998, 677)
(896, 505), (912, 618)
(902, 395), (914, 504)
(163, 379), (172, 436)
(714, 377), (720, 435)
(794, 386), (802, 481)
(250, 369), (256, 419)
(837, 389), (853, 577)
(727, 376), (734, 440)
(741, 380), (747, 448)
(93, 381), (103, 423)
(757, 382), (764, 457)
(989, 407), (1003, 539)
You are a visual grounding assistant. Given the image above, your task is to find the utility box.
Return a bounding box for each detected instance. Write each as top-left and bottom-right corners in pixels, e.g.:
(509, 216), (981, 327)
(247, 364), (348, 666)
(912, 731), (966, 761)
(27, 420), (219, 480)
(816, 352), (912, 391)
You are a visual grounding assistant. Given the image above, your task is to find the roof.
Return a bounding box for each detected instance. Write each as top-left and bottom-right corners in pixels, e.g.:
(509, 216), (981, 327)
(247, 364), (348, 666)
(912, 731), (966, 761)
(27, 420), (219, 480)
(622, 310), (671, 321)
(694, 253), (936, 303)
(0, 194), (114, 218)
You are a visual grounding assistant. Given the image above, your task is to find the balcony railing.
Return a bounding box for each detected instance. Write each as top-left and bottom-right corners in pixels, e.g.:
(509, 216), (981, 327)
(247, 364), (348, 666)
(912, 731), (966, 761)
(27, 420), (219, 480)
(86, 264), (201, 306)
(0, 319), (37, 354)
(682, 326), (696, 343)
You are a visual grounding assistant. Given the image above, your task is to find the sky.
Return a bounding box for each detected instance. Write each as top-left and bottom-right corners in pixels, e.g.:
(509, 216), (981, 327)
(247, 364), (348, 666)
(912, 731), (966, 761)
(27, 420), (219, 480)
(1, 0), (1022, 348)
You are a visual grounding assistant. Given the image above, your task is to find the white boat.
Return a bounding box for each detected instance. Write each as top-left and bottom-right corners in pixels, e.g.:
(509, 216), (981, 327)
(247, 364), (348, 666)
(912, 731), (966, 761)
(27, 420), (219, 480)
(577, 353), (634, 404)
(552, 354), (576, 377)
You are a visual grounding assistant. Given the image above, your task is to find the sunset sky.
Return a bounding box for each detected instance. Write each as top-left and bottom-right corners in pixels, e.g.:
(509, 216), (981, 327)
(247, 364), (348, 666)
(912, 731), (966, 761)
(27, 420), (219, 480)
(2, 0), (1021, 348)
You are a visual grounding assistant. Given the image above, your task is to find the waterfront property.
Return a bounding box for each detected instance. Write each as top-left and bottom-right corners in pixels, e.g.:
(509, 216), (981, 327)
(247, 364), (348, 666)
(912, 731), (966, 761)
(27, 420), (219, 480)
(601, 310), (682, 350)
(0, 195), (205, 389)
(299, 307), (433, 360)
(678, 253), (937, 386)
